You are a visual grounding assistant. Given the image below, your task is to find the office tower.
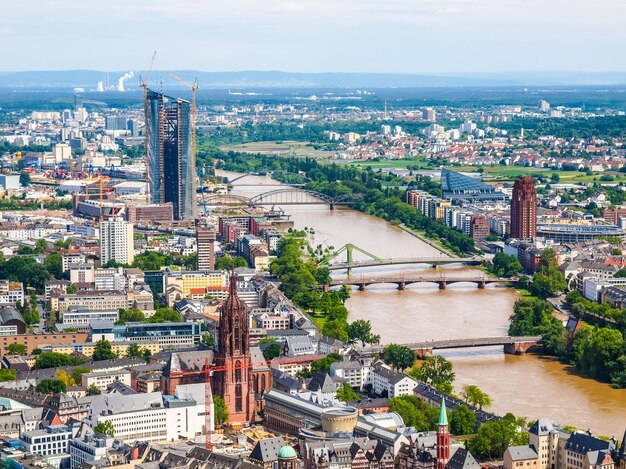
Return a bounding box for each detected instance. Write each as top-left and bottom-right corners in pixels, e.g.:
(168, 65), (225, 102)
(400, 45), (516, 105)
(99, 217), (135, 265)
(74, 94), (83, 112)
(510, 176), (537, 240)
(196, 226), (216, 270)
(105, 115), (127, 131)
(423, 107), (436, 122)
(127, 119), (140, 137)
(145, 89), (195, 220)
(213, 273), (256, 425)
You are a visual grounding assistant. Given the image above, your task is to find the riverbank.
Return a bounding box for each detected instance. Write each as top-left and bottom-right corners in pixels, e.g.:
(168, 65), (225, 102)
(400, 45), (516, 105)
(220, 169), (626, 437)
(398, 223), (455, 257)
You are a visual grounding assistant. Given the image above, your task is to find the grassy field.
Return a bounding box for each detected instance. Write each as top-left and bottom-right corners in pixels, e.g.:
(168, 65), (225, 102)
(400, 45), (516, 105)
(221, 140), (334, 158)
(339, 158), (430, 169)
(448, 165), (626, 183)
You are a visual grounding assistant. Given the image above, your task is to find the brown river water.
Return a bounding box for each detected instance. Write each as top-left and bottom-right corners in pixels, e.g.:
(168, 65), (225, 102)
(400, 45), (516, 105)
(220, 171), (626, 437)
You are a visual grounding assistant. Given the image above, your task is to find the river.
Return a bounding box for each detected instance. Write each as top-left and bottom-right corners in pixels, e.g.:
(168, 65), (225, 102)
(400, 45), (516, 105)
(219, 170), (626, 437)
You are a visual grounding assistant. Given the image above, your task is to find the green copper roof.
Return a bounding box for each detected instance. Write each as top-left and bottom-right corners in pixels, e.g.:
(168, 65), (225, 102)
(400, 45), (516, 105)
(439, 397), (448, 426)
(277, 445), (297, 459)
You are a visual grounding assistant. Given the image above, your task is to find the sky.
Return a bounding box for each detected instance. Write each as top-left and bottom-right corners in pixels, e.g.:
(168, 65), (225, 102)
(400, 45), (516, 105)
(1, 0), (626, 73)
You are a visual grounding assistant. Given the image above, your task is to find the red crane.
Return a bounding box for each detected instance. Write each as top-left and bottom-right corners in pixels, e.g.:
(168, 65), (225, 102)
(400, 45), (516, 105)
(168, 354), (322, 449)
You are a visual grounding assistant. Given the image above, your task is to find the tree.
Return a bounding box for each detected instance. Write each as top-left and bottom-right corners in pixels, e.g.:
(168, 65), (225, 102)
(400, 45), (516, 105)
(34, 352), (87, 369)
(215, 254), (248, 270)
(44, 252), (64, 278)
(383, 344), (416, 371)
(87, 384), (102, 396)
(213, 396), (229, 426)
(92, 340), (117, 361)
(322, 319), (349, 342)
(55, 369), (76, 387)
(461, 385), (493, 410)
(0, 369), (17, 382)
(530, 249), (566, 298)
(19, 172), (31, 187)
(148, 307), (181, 323)
(5, 343), (27, 355)
(35, 238), (48, 254)
(467, 413), (529, 460)
(70, 366), (91, 385)
(449, 405), (477, 435)
(338, 285), (351, 304)
(409, 356), (455, 394)
(347, 320), (381, 347)
(336, 382), (359, 402)
(36, 379), (67, 394)
(262, 342), (282, 360)
(116, 308), (145, 324)
(94, 420), (115, 437)
(490, 252), (522, 277)
(126, 343), (142, 358)
(310, 353), (343, 374)
(388, 395), (439, 431)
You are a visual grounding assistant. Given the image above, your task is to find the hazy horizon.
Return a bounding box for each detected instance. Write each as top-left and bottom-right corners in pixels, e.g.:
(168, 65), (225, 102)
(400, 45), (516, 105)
(2, 0), (626, 73)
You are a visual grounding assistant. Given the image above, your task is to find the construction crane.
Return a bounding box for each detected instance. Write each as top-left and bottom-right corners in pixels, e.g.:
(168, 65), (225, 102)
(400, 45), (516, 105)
(139, 51), (157, 200)
(167, 71), (199, 218)
(168, 353), (315, 449)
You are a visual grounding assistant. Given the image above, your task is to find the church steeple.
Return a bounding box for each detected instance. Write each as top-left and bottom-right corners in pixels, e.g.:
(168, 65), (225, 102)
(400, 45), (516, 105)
(436, 397), (450, 469)
(214, 270), (255, 425)
(439, 397), (448, 426)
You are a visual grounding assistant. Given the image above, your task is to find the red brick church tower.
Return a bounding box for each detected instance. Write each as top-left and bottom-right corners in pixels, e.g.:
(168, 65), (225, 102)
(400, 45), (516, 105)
(214, 273), (255, 426)
(436, 398), (451, 469)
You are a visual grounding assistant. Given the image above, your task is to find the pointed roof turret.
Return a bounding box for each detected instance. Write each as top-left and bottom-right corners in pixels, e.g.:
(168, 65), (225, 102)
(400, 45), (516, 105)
(438, 397), (448, 426)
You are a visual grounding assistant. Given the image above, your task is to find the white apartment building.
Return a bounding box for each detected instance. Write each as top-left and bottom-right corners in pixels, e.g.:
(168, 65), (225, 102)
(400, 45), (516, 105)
(62, 253), (86, 272)
(81, 369), (131, 391)
(99, 218), (134, 265)
(370, 364), (418, 398)
(62, 308), (119, 326)
(0, 280), (24, 304)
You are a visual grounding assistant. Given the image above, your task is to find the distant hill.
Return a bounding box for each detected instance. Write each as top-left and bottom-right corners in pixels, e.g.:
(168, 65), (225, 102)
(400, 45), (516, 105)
(1, 70), (626, 90)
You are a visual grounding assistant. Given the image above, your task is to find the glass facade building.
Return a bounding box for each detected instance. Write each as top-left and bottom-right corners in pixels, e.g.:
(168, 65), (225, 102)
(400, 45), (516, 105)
(146, 90), (195, 220)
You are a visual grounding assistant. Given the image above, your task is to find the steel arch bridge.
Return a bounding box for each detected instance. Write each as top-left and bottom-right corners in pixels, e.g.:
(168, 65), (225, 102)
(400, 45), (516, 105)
(206, 189), (362, 209)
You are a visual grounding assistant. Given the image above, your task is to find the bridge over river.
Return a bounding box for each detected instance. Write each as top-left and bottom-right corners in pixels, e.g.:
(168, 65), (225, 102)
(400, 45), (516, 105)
(363, 336), (543, 358)
(327, 275), (516, 290)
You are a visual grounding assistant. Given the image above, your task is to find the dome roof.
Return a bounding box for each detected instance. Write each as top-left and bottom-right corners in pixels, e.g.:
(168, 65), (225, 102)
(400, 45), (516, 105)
(277, 445), (297, 459)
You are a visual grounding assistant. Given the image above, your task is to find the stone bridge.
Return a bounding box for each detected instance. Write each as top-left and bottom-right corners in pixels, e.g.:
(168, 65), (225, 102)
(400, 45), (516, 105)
(364, 336), (543, 357)
(326, 276), (516, 290)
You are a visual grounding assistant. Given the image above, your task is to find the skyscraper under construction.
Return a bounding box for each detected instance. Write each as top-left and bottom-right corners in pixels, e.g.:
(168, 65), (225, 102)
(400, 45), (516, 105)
(145, 89), (195, 220)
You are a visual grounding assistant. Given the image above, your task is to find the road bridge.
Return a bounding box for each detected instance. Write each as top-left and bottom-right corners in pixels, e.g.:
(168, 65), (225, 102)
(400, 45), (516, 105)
(326, 275), (516, 290)
(364, 336), (543, 357)
(326, 256), (482, 271)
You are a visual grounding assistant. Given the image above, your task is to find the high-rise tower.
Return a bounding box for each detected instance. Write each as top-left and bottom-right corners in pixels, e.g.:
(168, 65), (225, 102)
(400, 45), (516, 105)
(196, 226), (216, 271)
(213, 273), (255, 425)
(145, 89), (195, 221)
(436, 398), (450, 469)
(99, 217), (134, 265)
(510, 176), (537, 240)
